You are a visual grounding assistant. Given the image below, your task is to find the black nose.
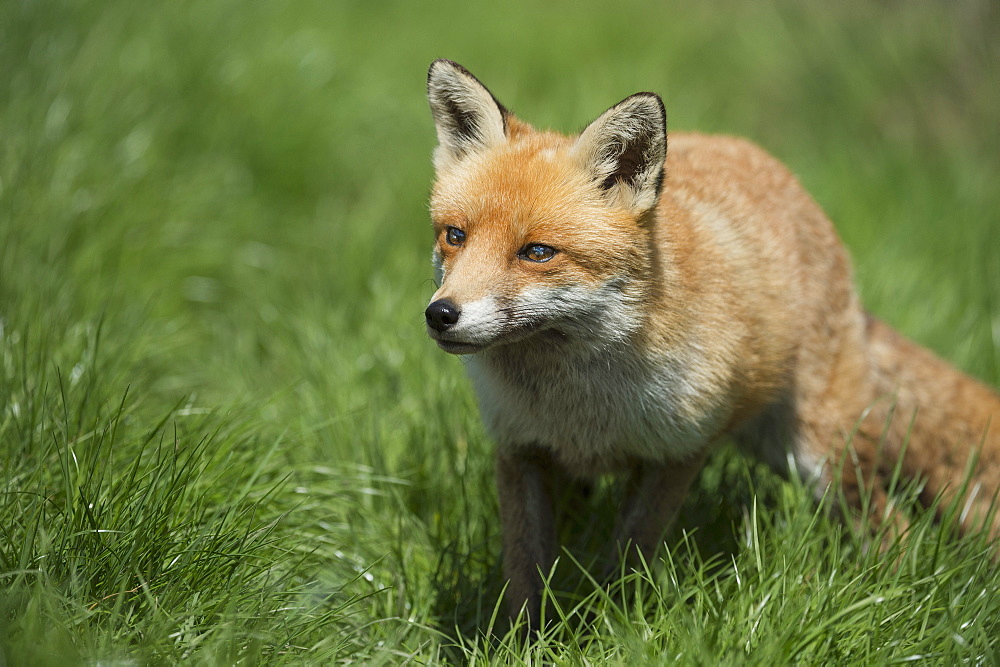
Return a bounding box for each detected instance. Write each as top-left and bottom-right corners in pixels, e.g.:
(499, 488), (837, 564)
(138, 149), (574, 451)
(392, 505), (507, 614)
(425, 299), (460, 332)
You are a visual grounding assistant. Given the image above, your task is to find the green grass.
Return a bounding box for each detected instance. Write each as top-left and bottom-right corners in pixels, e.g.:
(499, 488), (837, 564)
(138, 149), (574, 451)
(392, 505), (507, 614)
(2, 0), (999, 662)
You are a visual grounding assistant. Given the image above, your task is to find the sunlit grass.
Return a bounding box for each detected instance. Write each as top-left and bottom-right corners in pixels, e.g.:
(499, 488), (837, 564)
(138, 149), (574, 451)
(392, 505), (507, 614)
(1, 0), (998, 662)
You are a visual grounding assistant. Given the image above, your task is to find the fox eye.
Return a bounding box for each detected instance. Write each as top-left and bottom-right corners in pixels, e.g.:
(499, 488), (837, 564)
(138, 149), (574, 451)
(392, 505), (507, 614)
(520, 244), (557, 263)
(445, 226), (466, 246)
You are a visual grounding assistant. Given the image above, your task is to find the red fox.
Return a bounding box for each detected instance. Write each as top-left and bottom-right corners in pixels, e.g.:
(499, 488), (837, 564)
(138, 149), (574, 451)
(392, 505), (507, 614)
(423, 59), (1000, 626)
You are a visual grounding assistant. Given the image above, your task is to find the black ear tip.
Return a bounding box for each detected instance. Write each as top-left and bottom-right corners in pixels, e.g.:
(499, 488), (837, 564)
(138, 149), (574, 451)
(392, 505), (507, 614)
(428, 59), (470, 82)
(628, 92), (665, 117)
(429, 58), (456, 72)
(621, 92), (666, 138)
(630, 91), (663, 102)
(428, 59), (452, 82)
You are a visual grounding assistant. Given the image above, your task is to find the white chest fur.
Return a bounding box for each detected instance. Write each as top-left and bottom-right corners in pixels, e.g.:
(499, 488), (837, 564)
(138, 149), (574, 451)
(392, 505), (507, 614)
(467, 337), (729, 474)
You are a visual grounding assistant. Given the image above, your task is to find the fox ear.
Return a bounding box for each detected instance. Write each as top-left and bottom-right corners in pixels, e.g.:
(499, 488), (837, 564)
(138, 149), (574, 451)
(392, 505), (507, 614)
(427, 59), (508, 170)
(572, 93), (666, 211)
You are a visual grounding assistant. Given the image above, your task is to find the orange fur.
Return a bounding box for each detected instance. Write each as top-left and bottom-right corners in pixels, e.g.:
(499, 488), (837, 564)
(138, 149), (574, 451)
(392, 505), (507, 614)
(424, 60), (1000, 628)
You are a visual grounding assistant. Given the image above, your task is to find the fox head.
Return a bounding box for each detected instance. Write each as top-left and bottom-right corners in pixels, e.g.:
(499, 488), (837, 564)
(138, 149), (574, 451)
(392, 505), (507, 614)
(424, 59), (666, 355)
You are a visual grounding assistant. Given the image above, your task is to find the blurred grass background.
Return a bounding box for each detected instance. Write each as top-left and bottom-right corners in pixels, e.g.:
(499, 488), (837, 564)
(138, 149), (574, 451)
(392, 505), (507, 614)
(1, 0), (998, 662)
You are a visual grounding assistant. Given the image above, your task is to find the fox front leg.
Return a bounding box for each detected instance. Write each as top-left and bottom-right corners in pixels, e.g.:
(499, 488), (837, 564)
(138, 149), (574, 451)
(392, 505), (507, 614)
(495, 447), (559, 628)
(611, 454), (708, 568)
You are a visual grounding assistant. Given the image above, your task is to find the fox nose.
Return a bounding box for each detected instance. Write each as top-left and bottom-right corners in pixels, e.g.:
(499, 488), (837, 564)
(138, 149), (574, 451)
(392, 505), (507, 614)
(425, 299), (461, 331)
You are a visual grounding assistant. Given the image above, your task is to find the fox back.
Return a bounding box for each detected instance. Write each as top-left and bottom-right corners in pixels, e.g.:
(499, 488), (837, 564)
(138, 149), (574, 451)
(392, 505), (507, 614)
(423, 59), (1000, 626)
